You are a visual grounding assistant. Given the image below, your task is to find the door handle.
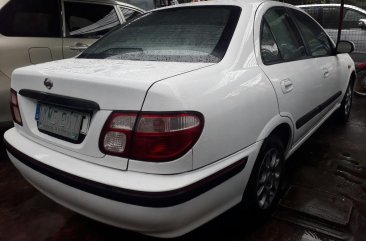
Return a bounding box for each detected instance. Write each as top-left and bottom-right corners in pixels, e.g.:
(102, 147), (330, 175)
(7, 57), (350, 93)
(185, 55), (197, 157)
(323, 67), (330, 78)
(69, 43), (89, 51)
(280, 79), (293, 93)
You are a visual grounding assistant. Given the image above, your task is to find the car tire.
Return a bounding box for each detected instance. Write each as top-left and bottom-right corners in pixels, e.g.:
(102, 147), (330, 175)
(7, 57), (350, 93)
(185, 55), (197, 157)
(242, 135), (284, 217)
(337, 81), (353, 123)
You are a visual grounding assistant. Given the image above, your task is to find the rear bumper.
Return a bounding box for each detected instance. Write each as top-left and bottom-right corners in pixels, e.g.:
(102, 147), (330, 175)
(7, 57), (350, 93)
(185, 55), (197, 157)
(4, 128), (261, 237)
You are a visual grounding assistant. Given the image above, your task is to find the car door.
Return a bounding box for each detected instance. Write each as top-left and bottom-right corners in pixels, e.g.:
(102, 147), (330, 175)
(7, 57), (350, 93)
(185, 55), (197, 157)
(257, 6), (331, 145)
(61, 0), (123, 58)
(289, 8), (343, 122)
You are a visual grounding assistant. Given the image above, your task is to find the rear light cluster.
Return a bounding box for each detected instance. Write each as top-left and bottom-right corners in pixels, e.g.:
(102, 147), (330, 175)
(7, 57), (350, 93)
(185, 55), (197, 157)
(10, 89), (22, 125)
(100, 112), (204, 162)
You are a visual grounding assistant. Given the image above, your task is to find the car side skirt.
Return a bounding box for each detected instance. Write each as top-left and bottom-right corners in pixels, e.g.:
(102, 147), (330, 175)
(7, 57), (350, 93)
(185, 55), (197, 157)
(296, 91), (342, 129)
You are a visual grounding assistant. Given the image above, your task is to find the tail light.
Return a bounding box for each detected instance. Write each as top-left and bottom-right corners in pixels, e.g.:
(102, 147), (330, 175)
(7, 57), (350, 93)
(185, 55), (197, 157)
(10, 89), (22, 126)
(100, 111), (204, 162)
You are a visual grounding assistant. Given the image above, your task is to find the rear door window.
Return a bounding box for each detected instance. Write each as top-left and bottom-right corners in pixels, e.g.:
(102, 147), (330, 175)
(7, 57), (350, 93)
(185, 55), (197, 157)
(301, 7), (321, 24)
(263, 7), (307, 62)
(64, 1), (120, 38)
(290, 9), (332, 57)
(0, 0), (60, 37)
(260, 21), (282, 64)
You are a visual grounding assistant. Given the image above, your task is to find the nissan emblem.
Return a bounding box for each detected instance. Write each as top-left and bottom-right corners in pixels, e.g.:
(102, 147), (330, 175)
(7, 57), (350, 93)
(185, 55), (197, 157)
(44, 78), (53, 90)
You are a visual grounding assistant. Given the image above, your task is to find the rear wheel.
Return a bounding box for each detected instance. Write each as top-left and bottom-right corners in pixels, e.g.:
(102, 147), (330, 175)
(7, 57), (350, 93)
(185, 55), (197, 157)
(243, 135), (284, 216)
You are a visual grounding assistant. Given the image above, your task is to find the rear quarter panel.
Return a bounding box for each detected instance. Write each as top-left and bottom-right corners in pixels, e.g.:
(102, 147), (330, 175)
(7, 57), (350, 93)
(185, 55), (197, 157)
(141, 65), (279, 169)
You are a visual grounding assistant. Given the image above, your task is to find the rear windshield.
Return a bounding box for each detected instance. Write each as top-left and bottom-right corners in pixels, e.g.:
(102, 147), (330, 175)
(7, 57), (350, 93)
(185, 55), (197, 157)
(79, 6), (241, 63)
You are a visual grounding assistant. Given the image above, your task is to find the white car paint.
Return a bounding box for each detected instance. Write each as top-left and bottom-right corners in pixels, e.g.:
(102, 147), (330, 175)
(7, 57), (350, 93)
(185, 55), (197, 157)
(4, 0), (355, 237)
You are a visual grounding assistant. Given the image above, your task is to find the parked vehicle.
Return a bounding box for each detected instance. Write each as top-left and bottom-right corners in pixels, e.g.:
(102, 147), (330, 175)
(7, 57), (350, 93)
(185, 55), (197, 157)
(299, 4), (366, 54)
(4, 0), (355, 238)
(0, 0), (144, 128)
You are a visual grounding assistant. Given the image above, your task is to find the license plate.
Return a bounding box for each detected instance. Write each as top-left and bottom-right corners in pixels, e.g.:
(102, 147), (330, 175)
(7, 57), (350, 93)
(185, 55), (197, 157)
(35, 103), (90, 141)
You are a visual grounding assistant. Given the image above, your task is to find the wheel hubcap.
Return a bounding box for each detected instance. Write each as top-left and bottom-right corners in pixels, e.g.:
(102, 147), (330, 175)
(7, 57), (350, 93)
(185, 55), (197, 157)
(345, 86), (352, 115)
(256, 148), (281, 210)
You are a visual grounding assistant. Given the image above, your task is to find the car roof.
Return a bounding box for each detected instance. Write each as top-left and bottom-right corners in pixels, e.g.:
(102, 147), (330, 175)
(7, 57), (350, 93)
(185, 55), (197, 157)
(150, 0), (286, 12)
(190, 0), (270, 5)
(298, 3), (366, 14)
(148, 0), (310, 19)
(177, 0), (270, 7)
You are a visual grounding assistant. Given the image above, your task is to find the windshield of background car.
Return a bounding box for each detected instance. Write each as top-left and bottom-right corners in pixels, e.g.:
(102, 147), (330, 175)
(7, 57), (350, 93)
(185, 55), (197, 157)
(79, 6), (241, 63)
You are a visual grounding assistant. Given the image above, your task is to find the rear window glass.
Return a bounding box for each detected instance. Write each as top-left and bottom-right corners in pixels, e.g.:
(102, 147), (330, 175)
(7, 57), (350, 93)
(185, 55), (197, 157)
(79, 6), (241, 63)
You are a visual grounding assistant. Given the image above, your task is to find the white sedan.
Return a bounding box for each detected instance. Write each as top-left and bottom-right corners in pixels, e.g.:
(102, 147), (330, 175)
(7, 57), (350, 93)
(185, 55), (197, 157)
(4, 0), (355, 238)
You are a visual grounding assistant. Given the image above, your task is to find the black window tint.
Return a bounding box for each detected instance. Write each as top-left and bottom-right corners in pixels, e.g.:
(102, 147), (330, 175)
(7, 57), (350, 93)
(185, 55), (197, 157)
(344, 9), (366, 29)
(0, 0), (60, 37)
(264, 8), (307, 61)
(322, 7), (340, 29)
(302, 7), (321, 24)
(121, 8), (142, 21)
(291, 9), (332, 57)
(79, 6), (241, 63)
(64, 2), (119, 38)
(261, 21), (282, 64)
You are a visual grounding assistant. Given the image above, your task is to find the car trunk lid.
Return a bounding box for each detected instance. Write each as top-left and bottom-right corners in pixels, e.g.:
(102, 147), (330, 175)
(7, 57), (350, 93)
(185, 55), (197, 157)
(11, 58), (212, 170)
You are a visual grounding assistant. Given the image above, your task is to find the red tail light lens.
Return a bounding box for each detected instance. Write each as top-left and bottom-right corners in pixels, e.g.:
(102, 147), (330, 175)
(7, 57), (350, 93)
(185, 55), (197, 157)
(132, 113), (204, 161)
(100, 113), (136, 156)
(100, 112), (204, 162)
(10, 89), (22, 126)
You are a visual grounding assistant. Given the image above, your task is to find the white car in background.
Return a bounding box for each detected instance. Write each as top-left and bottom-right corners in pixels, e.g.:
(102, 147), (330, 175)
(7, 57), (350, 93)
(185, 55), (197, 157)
(0, 0), (144, 128)
(4, 0), (355, 238)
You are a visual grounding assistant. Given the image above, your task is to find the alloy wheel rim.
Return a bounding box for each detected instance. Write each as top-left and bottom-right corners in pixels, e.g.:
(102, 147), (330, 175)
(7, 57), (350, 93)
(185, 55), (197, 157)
(345, 86), (352, 115)
(256, 148), (281, 210)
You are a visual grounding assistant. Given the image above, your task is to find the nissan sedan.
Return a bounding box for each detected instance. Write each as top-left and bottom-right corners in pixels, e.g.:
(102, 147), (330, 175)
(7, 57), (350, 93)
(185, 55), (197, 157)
(4, 0), (355, 238)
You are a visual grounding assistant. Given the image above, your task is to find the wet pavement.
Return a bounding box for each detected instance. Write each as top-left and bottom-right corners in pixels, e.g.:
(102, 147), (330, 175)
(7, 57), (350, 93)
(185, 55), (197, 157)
(0, 96), (365, 241)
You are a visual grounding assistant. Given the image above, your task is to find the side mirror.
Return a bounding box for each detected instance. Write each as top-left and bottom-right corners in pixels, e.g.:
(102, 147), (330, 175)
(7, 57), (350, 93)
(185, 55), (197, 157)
(358, 19), (366, 29)
(336, 40), (355, 54)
